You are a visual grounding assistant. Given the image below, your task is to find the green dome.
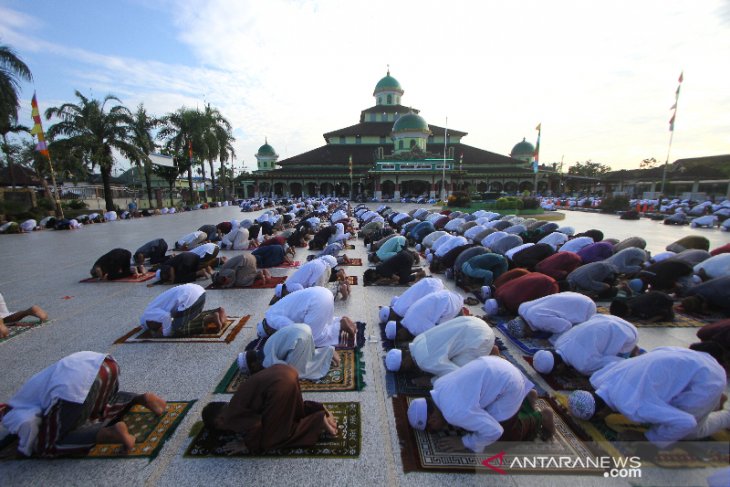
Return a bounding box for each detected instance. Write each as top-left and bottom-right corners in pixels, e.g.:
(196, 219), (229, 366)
(392, 112), (430, 133)
(257, 141), (276, 157)
(510, 138), (535, 157)
(374, 72), (403, 94)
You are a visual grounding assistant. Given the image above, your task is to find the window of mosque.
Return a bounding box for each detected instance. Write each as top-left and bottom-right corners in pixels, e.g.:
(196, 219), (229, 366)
(399, 140), (404, 150)
(410, 139), (416, 148)
(387, 94), (392, 104)
(339, 136), (345, 144)
(356, 135), (362, 145)
(380, 136), (386, 144)
(378, 96), (382, 105)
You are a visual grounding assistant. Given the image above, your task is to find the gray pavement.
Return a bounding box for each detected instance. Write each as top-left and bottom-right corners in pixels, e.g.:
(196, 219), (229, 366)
(0, 203), (725, 487)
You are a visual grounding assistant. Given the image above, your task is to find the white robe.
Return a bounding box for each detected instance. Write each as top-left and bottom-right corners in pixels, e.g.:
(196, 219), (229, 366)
(464, 225), (487, 242)
(421, 231), (448, 249)
(538, 232), (568, 251)
(177, 231), (206, 249)
(262, 324), (334, 380)
(444, 218), (465, 232)
(481, 231), (508, 249)
(434, 236), (467, 258)
(518, 292), (597, 339)
(286, 258), (332, 289)
(590, 347), (727, 448)
(402, 290), (464, 336)
(331, 210), (348, 222)
(139, 283), (205, 336)
(189, 243), (218, 258)
(559, 236), (594, 253)
(694, 254), (730, 279)
(230, 228), (251, 250)
(264, 287), (340, 347)
(392, 278), (445, 317)
(431, 234), (453, 254)
(410, 316), (495, 381)
(505, 243), (534, 260)
(431, 356), (534, 453)
(2, 351), (107, 455)
(554, 315), (638, 375)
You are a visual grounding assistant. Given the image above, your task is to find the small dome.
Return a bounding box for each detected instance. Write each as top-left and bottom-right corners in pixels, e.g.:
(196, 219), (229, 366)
(374, 71), (404, 95)
(257, 139), (276, 157)
(510, 138), (535, 158)
(392, 112), (430, 134)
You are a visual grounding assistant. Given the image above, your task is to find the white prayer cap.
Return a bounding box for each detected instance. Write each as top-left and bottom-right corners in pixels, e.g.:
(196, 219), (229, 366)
(483, 299), (499, 316)
(230, 219), (239, 228)
(481, 286), (492, 299)
(533, 350), (555, 374)
(256, 321), (267, 337)
(408, 398), (428, 431)
(155, 269), (161, 280)
(237, 352), (249, 374)
(415, 244), (422, 251)
(691, 274), (702, 284)
(379, 307), (391, 324)
(275, 283), (284, 297)
(385, 320), (398, 340)
(390, 296), (399, 307)
(320, 255), (337, 268)
(366, 243), (372, 251)
(568, 391), (596, 420)
(385, 349), (403, 371)
(426, 253), (433, 263)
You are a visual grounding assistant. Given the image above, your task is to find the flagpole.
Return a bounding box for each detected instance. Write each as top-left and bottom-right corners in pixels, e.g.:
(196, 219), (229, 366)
(46, 152), (64, 219)
(30, 92), (64, 218)
(441, 116), (448, 201)
(660, 71), (683, 198)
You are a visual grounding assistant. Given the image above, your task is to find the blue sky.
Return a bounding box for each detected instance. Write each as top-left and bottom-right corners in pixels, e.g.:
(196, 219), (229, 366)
(2, 0), (729, 174)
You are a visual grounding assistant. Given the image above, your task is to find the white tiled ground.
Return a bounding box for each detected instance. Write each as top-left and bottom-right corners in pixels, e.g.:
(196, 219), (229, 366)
(0, 203), (727, 487)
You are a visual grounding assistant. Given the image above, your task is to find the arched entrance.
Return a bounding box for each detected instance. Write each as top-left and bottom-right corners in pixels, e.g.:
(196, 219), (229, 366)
(537, 181), (548, 193)
(320, 182), (334, 196)
(336, 182), (350, 197)
(489, 181), (503, 192)
(504, 181), (518, 194)
(476, 181), (488, 192)
(273, 182), (286, 196)
(381, 180), (395, 199)
(290, 182), (303, 197)
(245, 184), (255, 198)
(259, 182), (270, 196)
(518, 181), (533, 193)
(305, 182), (317, 196)
(400, 180), (429, 197)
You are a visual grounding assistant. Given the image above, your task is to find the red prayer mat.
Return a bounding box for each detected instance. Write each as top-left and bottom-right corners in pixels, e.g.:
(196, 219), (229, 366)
(271, 260), (301, 268)
(79, 271), (156, 283)
(342, 258), (362, 266)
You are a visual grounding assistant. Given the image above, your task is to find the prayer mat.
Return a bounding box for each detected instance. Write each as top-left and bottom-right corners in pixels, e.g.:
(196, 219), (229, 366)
(184, 401), (360, 458)
(206, 276), (286, 290)
(496, 322), (554, 355)
(393, 395), (602, 474)
(79, 271), (156, 283)
(0, 401), (193, 460)
(344, 244), (356, 250)
(0, 320), (47, 345)
(363, 272), (427, 287)
(341, 258), (362, 266)
(272, 260), (301, 268)
(345, 275), (358, 285)
(114, 315), (249, 344)
(553, 394), (730, 468)
(383, 357), (432, 397)
(214, 348), (365, 394)
(523, 355), (592, 392)
(596, 306), (710, 328)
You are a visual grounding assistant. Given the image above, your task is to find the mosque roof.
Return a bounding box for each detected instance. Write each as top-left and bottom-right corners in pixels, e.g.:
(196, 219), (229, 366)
(392, 112), (430, 134)
(510, 138), (535, 157)
(373, 72), (403, 95)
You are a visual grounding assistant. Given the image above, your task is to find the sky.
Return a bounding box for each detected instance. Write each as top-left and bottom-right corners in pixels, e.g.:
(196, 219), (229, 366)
(1, 0), (729, 174)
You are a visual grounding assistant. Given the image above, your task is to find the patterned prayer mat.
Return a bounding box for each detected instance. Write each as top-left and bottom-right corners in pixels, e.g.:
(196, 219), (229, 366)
(363, 271), (428, 287)
(79, 271), (156, 283)
(596, 306), (710, 328)
(215, 349), (365, 394)
(523, 355), (592, 392)
(0, 321), (47, 345)
(0, 402), (193, 460)
(496, 322), (554, 355)
(345, 275), (358, 285)
(393, 395), (602, 474)
(341, 258), (362, 266)
(206, 276), (286, 290)
(553, 395), (730, 468)
(272, 260), (301, 268)
(114, 315), (249, 344)
(184, 402), (360, 458)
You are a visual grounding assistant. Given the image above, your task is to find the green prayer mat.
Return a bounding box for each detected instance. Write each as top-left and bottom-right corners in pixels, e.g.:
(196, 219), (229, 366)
(0, 401), (193, 460)
(0, 320), (47, 345)
(215, 349), (365, 393)
(393, 395), (602, 474)
(114, 315), (249, 344)
(185, 401), (360, 458)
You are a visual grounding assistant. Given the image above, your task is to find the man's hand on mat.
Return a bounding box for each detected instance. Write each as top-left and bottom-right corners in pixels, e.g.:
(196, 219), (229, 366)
(322, 408), (338, 438)
(434, 435), (466, 452)
(221, 439), (249, 455)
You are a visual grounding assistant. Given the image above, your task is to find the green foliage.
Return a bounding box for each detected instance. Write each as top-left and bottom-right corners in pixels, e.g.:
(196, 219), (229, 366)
(494, 197), (524, 210)
(62, 198), (87, 210)
(568, 160), (611, 177)
(36, 197), (55, 211)
(599, 195), (631, 212)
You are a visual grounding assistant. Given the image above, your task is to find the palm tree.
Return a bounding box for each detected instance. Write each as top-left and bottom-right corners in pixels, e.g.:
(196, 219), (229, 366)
(0, 44), (33, 188)
(129, 104), (159, 208)
(45, 91), (138, 211)
(158, 108), (208, 204)
(201, 104), (235, 201)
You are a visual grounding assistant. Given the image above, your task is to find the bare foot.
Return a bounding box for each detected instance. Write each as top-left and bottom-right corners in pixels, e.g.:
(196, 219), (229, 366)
(96, 422), (136, 451)
(526, 389), (539, 409)
(217, 307), (228, 324)
(139, 392), (167, 415)
(490, 345), (502, 357)
(331, 350), (341, 367)
(0, 322), (9, 338)
(540, 409), (555, 440)
(31, 306), (48, 322)
(339, 283), (350, 300)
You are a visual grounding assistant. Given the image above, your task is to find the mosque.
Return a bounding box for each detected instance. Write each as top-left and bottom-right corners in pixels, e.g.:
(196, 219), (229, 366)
(249, 71), (559, 199)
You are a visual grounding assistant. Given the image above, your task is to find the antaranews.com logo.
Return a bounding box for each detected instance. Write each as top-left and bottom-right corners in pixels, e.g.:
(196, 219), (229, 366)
(481, 451), (642, 478)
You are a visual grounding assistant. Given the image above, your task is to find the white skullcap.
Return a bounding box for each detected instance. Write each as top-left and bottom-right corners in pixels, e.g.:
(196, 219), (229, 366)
(483, 299), (499, 316)
(379, 307), (391, 324)
(275, 283), (284, 297)
(256, 321), (267, 337)
(408, 398), (428, 431)
(385, 320), (398, 340)
(366, 244), (371, 251)
(415, 244), (422, 251)
(481, 286), (492, 299)
(390, 296), (399, 307)
(155, 269), (161, 280)
(426, 253), (433, 263)
(691, 274), (702, 284)
(320, 255), (337, 268)
(237, 352), (249, 374)
(569, 391), (596, 420)
(385, 349), (403, 371)
(533, 350), (555, 374)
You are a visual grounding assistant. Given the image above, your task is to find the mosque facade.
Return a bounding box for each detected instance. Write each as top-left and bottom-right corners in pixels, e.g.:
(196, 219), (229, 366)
(249, 71), (560, 199)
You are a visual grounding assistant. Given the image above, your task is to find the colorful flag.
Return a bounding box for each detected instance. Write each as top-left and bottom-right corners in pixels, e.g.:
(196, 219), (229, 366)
(533, 123), (541, 173)
(30, 93), (50, 157)
(669, 71), (683, 132)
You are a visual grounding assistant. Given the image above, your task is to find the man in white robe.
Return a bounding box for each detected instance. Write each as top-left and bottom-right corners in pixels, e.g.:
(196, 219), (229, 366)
(385, 290), (464, 341)
(238, 324), (335, 380)
(481, 231), (508, 250)
(385, 316), (496, 382)
(260, 287), (356, 347)
(694, 253), (730, 280)
(506, 291), (597, 340)
(407, 356), (553, 452)
(175, 230), (207, 250)
(139, 283), (225, 337)
(420, 230), (448, 251)
(378, 277), (445, 323)
(532, 314), (639, 376)
(569, 347), (730, 448)
(538, 232), (569, 251)
(559, 236), (595, 253)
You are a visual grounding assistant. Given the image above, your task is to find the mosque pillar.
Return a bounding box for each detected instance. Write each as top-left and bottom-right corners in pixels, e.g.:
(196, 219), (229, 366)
(692, 180), (700, 194)
(254, 182), (259, 198)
